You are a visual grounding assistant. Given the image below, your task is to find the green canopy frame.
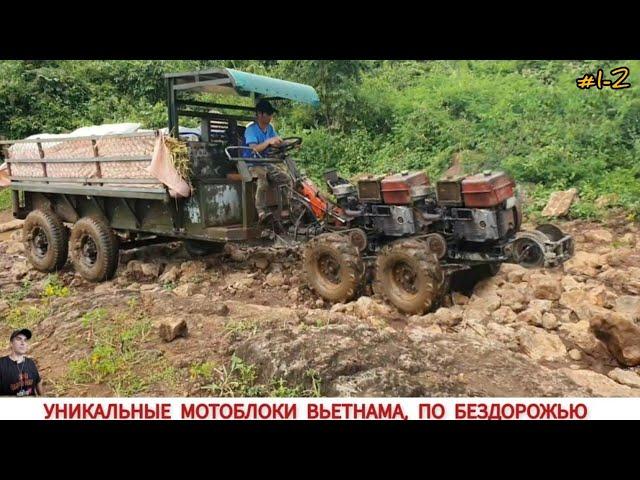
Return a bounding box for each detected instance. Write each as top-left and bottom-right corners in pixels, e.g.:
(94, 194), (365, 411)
(164, 68), (320, 137)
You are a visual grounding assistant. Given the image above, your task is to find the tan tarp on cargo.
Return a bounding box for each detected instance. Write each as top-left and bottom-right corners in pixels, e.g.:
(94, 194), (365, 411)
(1, 124), (191, 198)
(6, 124), (143, 179)
(148, 132), (191, 198)
(0, 164), (10, 187)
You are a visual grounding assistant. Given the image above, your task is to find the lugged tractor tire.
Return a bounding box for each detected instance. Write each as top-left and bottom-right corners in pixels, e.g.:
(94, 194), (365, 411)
(22, 209), (69, 272)
(69, 217), (119, 282)
(183, 239), (225, 257)
(374, 238), (445, 315)
(303, 233), (364, 303)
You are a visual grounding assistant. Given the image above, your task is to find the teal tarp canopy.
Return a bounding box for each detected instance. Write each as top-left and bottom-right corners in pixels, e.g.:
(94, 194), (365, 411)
(165, 68), (320, 107)
(227, 69), (319, 107)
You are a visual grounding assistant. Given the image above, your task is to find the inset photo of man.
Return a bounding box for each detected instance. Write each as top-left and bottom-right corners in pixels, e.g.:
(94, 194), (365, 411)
(0, 329), (43, 397)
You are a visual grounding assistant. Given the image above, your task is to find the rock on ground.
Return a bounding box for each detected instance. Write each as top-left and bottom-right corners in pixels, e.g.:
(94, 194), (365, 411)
(157, 318), (188, 342)
(559, 320), (610, 361)
(541, 188), (577, 217)
(173, 283), (197, 298)
(590, 312), (640, 366)
(614, 296), (640, 322)
(517, 309), (543, 327)
(159, 265), (181, 283)
(6, 242), (25, 255)
(529, 274), (562, 301)
(516, 327), (567, 362)
(607, 368), (640, 389)
(561, 368), (637, 397)
(125, 260), (162, 281)
(0, 219), (24, 233)
(491, 306), (517, 324)
(564, 251), (606, 277)
(234, 324), (587, 397)
(584, 229), (613, 244)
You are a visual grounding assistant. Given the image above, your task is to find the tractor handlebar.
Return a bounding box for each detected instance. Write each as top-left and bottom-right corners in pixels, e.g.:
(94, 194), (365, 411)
(224, 146), (263, 161)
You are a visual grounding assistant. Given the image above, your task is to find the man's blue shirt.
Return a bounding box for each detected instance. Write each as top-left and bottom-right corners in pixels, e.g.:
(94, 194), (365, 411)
(242, 122), (278, 160)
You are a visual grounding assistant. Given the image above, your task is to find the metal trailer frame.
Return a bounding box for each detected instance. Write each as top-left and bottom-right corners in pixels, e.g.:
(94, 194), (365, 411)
(0, 133), (262, 243)
(0, 68), (321, 244)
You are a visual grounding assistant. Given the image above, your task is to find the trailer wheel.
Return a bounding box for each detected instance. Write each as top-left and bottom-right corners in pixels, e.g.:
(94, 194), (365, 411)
(183, 240), (225, 257)
(374, 239), (445, 314)
(69, 217), (119, 282)
(23, 209), (68, 272)
(303, 233), (364, 303)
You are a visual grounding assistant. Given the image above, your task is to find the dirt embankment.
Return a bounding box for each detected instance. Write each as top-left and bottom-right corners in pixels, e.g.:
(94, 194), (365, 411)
(1, 216), (640, 397)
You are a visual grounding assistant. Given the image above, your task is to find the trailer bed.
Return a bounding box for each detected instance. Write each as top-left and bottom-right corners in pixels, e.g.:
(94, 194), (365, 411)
(0, 132), (171, 200)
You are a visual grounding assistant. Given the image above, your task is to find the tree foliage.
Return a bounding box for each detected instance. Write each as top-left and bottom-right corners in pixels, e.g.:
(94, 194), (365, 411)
(1, 59), (639, 218)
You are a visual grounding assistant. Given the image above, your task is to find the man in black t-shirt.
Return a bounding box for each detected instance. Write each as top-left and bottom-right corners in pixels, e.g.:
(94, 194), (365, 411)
(0, 329), (43, 396)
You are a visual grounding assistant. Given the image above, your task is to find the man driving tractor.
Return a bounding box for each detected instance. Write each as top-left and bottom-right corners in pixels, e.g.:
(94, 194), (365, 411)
(243, 99), (288, 223)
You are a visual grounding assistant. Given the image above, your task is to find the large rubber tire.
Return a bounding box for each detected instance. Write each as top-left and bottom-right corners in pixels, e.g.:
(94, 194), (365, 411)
(303, 233), (364, 303)
(22, 209), (68, 272)
(183, 240), (225, 257)
(69, 217), (119, 282)
(374, 239), (445, 315)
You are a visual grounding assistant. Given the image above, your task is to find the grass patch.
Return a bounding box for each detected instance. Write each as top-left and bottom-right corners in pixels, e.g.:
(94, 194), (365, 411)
(201, 355), (322, 397)
(4, 304), (49, 329)
(64, 304), (177, 396)
(1, 275), (74, 330)
(1, 276), (72, 330)
(2, 279), (32, 306)
(223, 319), (259, 338)
(41, 274), (70, 299)
(189, 361), (217, 381)
(0, 189), (11, 210)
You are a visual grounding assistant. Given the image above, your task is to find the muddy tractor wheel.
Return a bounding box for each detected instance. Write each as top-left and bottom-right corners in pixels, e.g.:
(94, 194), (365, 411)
(184, 240), (225, 257)
(374, 239), (445, 315)
(69, 217), (119, 282)
(303, 233), (364, 303)
(23, 209), (69, 272)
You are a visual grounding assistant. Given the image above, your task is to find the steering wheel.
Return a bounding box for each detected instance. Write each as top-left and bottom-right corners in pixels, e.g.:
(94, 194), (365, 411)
(264, 137), (303, 157)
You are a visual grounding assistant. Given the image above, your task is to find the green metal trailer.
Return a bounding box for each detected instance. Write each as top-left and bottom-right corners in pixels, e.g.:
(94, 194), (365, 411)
(0, 68), (320, 281)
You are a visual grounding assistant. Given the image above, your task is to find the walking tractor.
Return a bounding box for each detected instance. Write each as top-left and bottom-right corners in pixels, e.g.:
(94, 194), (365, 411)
(0, 68), (574, 314)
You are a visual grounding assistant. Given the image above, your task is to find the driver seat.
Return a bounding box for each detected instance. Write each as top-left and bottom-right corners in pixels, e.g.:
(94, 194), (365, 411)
(225, 124), (248, 181)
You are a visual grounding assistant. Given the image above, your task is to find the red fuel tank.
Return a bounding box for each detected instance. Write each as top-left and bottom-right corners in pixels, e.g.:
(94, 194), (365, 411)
(381, 171), (430, 205)
(461, 171), (515, 208)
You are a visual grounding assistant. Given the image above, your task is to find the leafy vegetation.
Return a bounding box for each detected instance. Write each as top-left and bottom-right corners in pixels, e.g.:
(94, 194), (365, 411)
(1, 60), (638, 218)
(201, 354), (322, 397)
(0, 189), (11, 210)
(1, 274), (70, 329)
(2, 279), (32, 306)
(4, 304), (49, 329)
(41, 274), (70, 298)
(65, 304), (177, 396)
(189, 361), (217, 381)
(223, 319), (259, 339)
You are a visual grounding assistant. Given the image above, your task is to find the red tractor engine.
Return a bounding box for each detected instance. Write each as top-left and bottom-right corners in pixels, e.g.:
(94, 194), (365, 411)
(300, 168), (573, 314)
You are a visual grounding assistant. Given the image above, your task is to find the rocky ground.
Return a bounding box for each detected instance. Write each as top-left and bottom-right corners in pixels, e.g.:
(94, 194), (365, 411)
(1, 214), (640, 397)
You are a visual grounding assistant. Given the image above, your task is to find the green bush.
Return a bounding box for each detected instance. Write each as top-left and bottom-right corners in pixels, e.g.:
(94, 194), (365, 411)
(0, 189), (11, 210)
